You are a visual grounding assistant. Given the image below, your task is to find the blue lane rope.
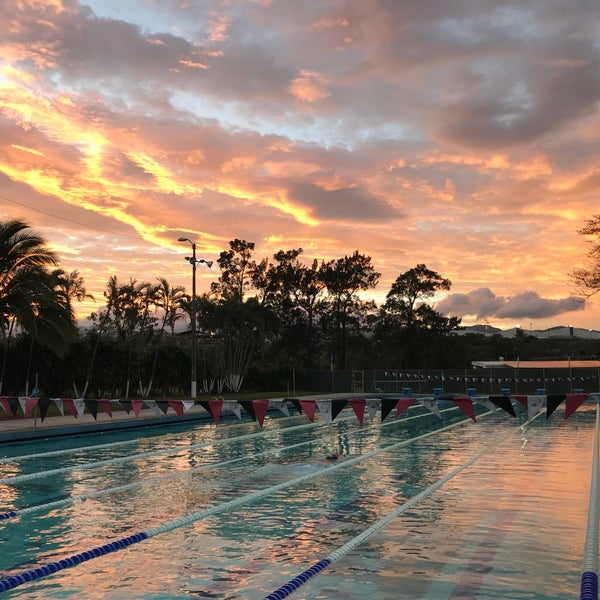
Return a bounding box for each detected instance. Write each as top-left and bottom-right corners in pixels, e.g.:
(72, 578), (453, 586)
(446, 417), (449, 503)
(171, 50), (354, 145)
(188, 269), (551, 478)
(0, 405), (463, 523)
(263, 414), (544, 599)
(0, 413), (480, 593)
(580, 403), (600, 600)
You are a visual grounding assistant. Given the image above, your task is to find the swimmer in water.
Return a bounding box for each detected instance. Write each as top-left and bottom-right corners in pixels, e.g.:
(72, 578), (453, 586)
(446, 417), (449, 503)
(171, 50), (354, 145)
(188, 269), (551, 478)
(324, 451), (343, 461)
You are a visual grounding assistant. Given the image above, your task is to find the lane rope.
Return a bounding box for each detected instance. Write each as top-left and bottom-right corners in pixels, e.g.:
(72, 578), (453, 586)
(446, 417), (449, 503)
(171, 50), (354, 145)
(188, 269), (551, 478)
(0, 405), (462, 521)
(0, 416), (359, 486)
(262, 412), (544, 599)
(0, 412), (484, 592)
(580, 404), (600, 600)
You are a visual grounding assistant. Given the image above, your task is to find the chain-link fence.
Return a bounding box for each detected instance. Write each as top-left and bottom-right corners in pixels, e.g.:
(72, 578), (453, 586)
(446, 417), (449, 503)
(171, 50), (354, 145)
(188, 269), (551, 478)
(306, 367), (600, 396)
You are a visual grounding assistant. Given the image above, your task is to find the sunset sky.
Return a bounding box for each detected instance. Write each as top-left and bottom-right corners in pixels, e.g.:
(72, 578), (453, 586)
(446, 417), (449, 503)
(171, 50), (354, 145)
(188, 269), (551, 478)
(1, 0), (599, 331)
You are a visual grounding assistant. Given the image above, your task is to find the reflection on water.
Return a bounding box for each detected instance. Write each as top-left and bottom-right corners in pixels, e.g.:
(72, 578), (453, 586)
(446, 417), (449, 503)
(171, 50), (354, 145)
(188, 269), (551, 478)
(0, 403), (595, 599)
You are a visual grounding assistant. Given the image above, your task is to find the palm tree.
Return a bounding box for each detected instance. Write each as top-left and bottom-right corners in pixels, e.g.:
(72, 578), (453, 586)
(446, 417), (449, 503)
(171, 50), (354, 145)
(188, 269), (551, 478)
(142, 277), (186, 396)
(0, 219), (77, 393)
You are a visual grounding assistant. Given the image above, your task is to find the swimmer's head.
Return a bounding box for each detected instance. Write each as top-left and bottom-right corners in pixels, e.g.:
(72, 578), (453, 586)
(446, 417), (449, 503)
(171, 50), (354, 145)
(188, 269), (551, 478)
(325, 452), (339, 461)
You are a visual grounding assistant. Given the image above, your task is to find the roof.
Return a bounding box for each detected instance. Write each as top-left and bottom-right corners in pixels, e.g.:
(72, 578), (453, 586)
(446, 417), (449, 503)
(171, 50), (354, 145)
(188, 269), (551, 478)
(472, 360), (600, 369)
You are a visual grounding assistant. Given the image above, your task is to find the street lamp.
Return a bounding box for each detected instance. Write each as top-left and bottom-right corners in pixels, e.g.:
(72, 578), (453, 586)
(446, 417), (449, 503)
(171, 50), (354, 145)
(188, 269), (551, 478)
(178, 237), (213, 399)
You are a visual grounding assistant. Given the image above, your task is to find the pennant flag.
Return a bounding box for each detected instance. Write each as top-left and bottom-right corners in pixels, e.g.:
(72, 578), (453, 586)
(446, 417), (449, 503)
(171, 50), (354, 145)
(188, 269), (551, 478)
(418, 398), (442, 418)
(546, 394), (566, 419)
(238, 400), (257, 421)
(199, 399), (224, 424)
(62, 398), (78, 419)
(488, 396), (516, 417)
(227, 401), (242, 420)
(120, 400), (132, 414)
(144, 400), (162, 416)
(565, 392), (588, 420)
(18, 397), (27, 415)
(331, 399), (348, 422)
(316, 400), (333, 424)
(74, 398), (86, 417)
(511, 395), (528, 410)
(396, 398), (416, 416)
(168, 400), (184, 419)
(349, 398), (366, 425)
(269, 399), (290, 417)
(99, 399), (113, 417)
(299, 400), (317, 422)
(182, 400), (195, 412)
(286, 397), (303, 414)
(53, 398), (64, 416)
(452, 396), (476, 422)
(381, 398), (398, 422)
(131, 400), (144, 417)
(37, 397), (51, 421)
(85, 400), (98, 420)
(24, 397), (39, 418)
(475, 397), (497, 412)
(157, 401), (169, 415)
(252, 399), (270, 427)
(527, 395), (544, 420)
(366, 399), (379, 421)
(0, 396), (9, 414)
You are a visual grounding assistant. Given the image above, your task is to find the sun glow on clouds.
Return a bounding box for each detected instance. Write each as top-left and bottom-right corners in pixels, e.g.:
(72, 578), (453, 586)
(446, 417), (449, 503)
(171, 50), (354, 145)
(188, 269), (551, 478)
(1, 1), (599, 329)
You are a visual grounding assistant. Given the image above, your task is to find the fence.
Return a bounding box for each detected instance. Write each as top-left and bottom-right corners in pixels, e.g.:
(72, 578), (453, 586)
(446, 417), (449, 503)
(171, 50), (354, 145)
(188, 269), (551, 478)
(306, 367), (600, 396)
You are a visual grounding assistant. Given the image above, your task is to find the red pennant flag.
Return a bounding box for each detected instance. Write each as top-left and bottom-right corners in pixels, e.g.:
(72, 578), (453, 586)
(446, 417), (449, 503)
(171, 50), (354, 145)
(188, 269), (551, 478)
(453, 396), (477, 422)
(349, 398), (366, 425)
(24, 397), (39, 418)
(99, 399), (113, 417)
(132, 400), (144, 417)
(565, 393), (588, 420)
(253, 399), (270, 427)
(209, 398), (223, 424)
(511, 395), (528, 409)
(396, 398), (416, 416)
(62, 398), (78, 419)
(168, 400), (184, 419)
(299, 400), (316, 421)
(0, 396), (9, 414)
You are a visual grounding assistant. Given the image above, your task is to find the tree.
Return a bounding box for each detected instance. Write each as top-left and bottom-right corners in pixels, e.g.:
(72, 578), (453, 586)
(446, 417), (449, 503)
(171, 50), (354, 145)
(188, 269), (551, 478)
(0, 219), (77, 393)
(212, 238), (257, 299)
(378, 264), (461, 368)
(572, 214), (600, 296)
(321, 251), (380, 369)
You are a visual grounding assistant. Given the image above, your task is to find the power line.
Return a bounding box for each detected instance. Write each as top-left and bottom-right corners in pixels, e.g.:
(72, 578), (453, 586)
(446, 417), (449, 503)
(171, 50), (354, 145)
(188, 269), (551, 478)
(0, 194), (147, 242)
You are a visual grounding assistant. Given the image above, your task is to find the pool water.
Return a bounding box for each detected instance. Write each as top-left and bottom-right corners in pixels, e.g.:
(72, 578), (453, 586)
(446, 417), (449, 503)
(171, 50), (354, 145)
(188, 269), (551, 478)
(0, 401), (595, 599)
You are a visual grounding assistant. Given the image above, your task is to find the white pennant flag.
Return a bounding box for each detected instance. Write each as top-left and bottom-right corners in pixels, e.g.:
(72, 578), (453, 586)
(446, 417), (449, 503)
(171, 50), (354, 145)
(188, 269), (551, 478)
(527, 395), (545, 420)
(316, 400), (333, 424)
(18, 397), (27, 415)
(182, 401), (195, 412)
(224, 401), (242, 420)
(418, 398), (442, 418)
(74, 398), (86, 417)
(145, 400), (162, 416)
(366, 399), (379, 421)
(269, 399), (290, 416)
(53, 398), (64, 416)
(476, 397), (497, 412)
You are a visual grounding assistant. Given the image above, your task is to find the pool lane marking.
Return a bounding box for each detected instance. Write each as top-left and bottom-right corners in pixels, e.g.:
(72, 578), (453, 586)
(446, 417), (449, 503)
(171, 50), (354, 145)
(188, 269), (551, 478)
(0, 412), (310, 464)
(0, 412), (482, 593)
(580, 403), (600, 600)
(0, 404), (461, 487)
(0, 406), (462, 521)
(261, 413), (541, 600)
(0, 416), (358, 486)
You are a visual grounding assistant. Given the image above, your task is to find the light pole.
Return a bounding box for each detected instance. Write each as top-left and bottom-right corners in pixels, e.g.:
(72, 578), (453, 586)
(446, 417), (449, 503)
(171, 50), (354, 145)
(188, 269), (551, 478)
(178, 237), (213, 399)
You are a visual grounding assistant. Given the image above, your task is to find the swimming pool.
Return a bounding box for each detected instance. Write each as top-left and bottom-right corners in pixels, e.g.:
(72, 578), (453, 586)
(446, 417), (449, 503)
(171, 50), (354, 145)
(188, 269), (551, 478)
(0, 400), (596, 599)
